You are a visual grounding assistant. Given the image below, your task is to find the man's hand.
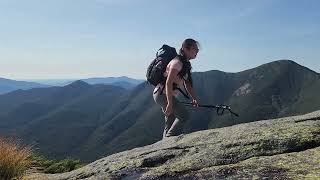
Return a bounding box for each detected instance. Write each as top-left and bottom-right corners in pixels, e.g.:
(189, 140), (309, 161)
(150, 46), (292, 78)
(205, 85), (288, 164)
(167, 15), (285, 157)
(164, 103), (173, 116)
(191, 99), (199, 107)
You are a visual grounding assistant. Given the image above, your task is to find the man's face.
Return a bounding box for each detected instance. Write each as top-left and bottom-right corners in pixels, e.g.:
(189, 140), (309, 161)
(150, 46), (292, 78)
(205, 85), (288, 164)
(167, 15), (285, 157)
(187, 45), (199, 59)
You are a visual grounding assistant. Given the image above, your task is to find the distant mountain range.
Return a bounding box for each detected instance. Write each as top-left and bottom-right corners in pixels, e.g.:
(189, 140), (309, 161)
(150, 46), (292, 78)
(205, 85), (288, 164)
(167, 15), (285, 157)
(0, 78), (49, 94)
(0, 76), (145, 94)
(0, 60), (319, 163)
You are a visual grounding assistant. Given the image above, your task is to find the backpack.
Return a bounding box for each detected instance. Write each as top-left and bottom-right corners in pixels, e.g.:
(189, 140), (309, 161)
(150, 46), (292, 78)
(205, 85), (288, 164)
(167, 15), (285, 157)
(146, 44), (190, 99)
(146, 44), (177, 86)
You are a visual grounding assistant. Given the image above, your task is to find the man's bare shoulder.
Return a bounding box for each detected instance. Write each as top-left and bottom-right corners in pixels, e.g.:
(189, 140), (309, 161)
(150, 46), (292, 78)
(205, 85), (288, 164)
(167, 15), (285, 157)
(169, 58), (183, 67)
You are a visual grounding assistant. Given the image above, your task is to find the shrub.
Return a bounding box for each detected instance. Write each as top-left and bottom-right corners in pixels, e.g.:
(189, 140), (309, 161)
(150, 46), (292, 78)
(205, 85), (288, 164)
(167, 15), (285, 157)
(0, 137), (32, 180)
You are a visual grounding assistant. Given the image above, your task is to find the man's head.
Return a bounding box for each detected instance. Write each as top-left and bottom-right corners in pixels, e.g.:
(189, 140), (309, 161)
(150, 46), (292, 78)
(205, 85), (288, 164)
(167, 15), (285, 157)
(179, 38), (200, 60)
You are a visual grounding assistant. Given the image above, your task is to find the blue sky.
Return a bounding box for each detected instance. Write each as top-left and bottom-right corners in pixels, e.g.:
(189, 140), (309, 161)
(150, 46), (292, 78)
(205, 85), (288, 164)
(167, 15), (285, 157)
(0, 0), (319, 80)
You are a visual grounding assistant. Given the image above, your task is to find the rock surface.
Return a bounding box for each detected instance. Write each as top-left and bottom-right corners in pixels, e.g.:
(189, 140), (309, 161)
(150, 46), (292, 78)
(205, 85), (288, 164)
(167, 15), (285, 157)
(27, 110), (320, 179)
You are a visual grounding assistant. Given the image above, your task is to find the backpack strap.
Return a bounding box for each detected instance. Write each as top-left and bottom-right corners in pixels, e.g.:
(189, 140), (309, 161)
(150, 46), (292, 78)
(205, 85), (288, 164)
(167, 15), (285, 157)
(173, 85), (190, 99)
(155, 82), (190, 99)
(152, 82), (165, 95)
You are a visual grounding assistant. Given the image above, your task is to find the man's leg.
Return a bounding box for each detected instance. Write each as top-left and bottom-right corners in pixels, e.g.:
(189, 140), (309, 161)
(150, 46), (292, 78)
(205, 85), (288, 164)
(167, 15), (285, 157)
(166, 97), (189, 137)
(153, 91), (177, 139)
(163, 113), (175, 139)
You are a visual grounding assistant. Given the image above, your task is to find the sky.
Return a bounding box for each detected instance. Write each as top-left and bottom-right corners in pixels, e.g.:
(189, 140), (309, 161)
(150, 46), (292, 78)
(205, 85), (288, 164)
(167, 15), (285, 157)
(0, 0), (319, 80)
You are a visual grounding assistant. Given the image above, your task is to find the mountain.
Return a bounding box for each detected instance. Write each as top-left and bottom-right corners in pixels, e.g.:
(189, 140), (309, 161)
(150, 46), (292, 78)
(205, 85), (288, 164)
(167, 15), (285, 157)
(1, 60), (320, 163)
(191, 60), (320, 129)
(20, 79), (76, 86)
(25, 76), (144, 89)
(27, 109), (320, 179)
(0, 81), (128, 158)
(109, 81), (139, 89)
(80, 76), (144, 85)
(80, 76), (144, 89)
(0, 77), (49, 95)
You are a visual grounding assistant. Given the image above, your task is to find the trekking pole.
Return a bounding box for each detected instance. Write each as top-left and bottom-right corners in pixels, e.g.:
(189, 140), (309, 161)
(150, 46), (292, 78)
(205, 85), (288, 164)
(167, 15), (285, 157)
(179, 102), (239, 117)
